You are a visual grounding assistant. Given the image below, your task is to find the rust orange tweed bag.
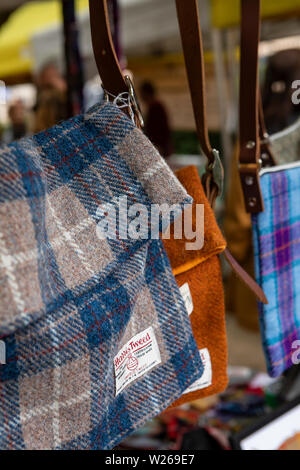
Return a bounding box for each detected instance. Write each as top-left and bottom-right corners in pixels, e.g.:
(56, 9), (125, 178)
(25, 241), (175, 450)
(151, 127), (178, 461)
(163, 166), (228, 406)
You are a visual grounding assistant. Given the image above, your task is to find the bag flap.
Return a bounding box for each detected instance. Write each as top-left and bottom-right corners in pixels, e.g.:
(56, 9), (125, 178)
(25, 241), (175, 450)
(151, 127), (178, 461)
(0, 102), (192, 336)
(163, 166), (226, 276)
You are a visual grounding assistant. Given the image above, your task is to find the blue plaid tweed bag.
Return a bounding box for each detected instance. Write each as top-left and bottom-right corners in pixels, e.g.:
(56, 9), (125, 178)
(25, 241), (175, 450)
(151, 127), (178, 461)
(252, 162), (300, 377)
(0, 102), (203, 449)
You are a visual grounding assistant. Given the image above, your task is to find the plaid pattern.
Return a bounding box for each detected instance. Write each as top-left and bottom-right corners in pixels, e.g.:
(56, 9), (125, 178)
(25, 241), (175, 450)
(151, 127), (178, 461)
(0, 102), (203, 449)
(252, 164), (300, 377)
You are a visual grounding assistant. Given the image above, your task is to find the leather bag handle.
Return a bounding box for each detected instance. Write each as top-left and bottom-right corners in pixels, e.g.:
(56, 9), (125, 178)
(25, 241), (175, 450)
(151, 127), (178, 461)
(89, 0), (127, 97)
(88, 0), (268, 304)
(239, 0), (277, 213)
(88, 0), (223, 200)
(175, 0), (223, 203)
(239, 0), (264, 214)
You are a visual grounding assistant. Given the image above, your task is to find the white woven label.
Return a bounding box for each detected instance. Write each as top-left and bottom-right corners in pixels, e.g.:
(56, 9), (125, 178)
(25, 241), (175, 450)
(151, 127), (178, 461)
(183, 348), (212, 394)
(180, 283), (193, 316)
(114, 326), (161, 396)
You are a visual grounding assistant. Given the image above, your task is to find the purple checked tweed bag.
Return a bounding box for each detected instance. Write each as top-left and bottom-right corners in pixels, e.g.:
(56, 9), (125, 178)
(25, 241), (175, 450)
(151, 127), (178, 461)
(0, 101), (203, 449)
(252, 162), (300, 378)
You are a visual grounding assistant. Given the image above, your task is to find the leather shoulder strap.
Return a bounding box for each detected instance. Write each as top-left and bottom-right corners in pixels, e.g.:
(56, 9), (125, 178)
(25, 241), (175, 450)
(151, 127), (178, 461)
(239, 0), (264, 213)
(89, 0), (212, 158)
(223, 248), (268, 304)
(175, 0), (223, 201)
(89, 0), (222, 198)
(88, 0), (268, 304)
(89, 0), (127, 96)
(175, 0), (212, 161)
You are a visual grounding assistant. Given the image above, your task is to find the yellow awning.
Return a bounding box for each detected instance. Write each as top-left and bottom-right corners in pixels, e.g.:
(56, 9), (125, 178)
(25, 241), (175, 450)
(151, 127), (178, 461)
(0, 0), (88, 80)
(211, 0), (300, 29)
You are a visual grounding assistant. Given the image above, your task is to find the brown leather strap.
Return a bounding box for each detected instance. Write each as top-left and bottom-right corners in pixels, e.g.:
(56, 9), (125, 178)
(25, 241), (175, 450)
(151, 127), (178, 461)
(89, 0), (127, 97)
(89, 0), (213, 161)
(239, 0), (261, 166)
(239, 0), (264, 213)
(89, 0), (223, 198)
(175, 0), (212, 162)
(223, 248), (268, 304)
(175, 0), (223, 200)
(88, 0), (266, 304)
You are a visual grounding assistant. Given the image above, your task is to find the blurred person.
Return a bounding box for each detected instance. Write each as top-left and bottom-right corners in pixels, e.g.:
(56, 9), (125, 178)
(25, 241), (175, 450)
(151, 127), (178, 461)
(3, 100), (28, 143)
(140, 81), (173, 158)
(262, 49), (300, 134)
(34, 61), (68, 133)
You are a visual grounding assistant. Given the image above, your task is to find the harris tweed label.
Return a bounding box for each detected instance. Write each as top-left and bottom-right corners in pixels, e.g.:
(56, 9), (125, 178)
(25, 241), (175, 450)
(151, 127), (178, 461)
(114, 326), (161, 396)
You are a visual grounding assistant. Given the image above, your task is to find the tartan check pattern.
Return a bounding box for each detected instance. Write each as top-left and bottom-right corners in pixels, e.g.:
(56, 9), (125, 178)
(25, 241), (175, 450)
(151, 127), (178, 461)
(0, 102), (203, 449)
(252, 164), (300, 377)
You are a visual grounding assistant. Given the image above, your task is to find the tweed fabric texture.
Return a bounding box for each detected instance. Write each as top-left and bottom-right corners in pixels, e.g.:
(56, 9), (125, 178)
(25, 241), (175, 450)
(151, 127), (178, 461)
(252, 164), (300, 377)
(0, 102), (203, 449)
(270, 119), (300, 165)
(163, 166), (228, 406)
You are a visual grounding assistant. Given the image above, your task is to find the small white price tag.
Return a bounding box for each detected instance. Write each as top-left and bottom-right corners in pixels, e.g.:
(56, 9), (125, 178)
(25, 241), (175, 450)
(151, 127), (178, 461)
(183, 348), (212, 394)
(179, 283), (193, 316)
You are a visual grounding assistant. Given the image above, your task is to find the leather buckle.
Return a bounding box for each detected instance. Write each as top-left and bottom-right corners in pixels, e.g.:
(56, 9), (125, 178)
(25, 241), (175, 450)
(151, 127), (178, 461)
(204, 148), (224, 198)
(239, 161), (264, 213)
